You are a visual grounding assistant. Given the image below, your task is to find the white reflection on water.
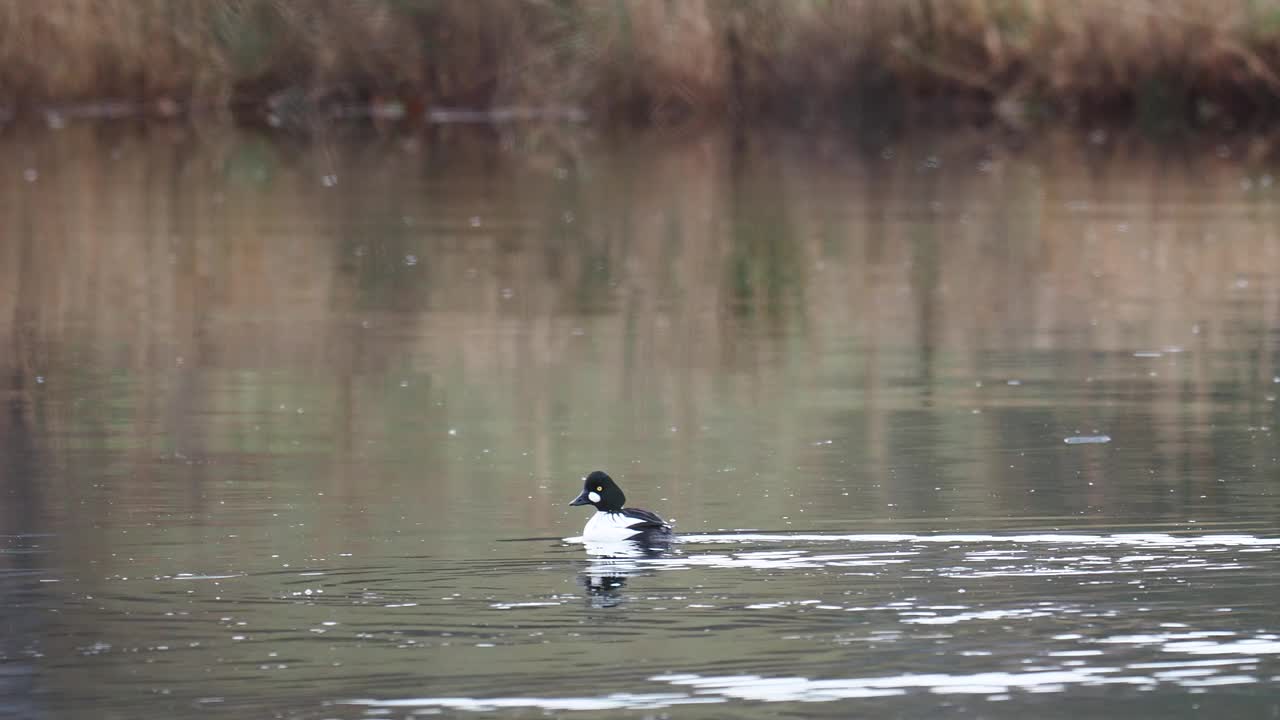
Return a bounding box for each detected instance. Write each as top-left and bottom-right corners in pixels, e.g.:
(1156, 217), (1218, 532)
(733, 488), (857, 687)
(579, 540), (662, 557)
(554, 532), (1279, 617)
(340, 532), (1280, 716)
(345, 649), (1269, 714)
(344, 692), (724, 712)
(900, 606), (1059, 625)
(674, 532), (1280, 548)
(651, 668), (1153, 699)
(648, 549), (918, 571)
(562, 531), (1277, 580)
(1099, 633), (1280, 656)
(1167, 639), (1280, 655)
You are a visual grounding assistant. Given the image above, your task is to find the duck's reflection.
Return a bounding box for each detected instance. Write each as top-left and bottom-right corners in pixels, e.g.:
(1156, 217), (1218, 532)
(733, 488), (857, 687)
(579, 536), (673, 608)
(581, 570), (629, 607)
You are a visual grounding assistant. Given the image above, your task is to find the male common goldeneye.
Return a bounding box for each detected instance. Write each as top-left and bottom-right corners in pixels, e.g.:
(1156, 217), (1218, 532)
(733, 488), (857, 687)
(569, 470), (672, 543)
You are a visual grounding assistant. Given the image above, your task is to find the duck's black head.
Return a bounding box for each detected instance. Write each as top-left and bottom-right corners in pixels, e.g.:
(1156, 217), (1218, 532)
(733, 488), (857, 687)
(568, 470), (626, 512)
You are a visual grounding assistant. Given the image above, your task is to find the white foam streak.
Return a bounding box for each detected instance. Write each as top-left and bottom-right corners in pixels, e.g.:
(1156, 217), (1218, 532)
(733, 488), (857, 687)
(345, 655), (1274, 714)
(676, 532), (1280, 548)
(344, 693), (721, 712)
(651, 668), (1154, 701)
(1164, 639), (1280, 655)
(902, 607), (1056, 625)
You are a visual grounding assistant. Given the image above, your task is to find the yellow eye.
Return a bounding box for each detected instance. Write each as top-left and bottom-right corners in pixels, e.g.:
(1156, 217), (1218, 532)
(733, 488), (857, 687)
(596, 486), (603, 492)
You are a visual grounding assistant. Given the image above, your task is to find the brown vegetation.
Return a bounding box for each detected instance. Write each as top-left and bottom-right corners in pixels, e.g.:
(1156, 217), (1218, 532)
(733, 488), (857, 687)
(3, 1), (1280, 126)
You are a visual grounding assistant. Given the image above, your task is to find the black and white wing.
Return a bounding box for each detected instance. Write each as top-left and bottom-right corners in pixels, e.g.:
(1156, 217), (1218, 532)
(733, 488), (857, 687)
(620, 507), (670, 530)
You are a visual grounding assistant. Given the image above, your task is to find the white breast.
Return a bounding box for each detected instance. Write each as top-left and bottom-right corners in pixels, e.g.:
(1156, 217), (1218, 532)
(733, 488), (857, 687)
(582, 511), (645, 542)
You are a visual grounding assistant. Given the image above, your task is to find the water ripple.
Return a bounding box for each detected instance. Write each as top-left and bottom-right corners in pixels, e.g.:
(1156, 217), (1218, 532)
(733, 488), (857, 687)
(674, 532), (1280, 548)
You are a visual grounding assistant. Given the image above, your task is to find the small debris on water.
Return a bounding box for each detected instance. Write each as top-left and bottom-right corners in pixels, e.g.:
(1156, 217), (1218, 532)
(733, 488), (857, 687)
(1064, 435), (1111, 445)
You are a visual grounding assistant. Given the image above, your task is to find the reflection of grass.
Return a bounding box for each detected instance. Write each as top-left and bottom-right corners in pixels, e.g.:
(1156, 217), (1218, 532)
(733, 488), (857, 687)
(223, 135), (277, 186)
(728, 214), (804, 322)
(4, 125), (1280, 562)
(728, 157), (804, 323)
(1136, 74), (1192, 137)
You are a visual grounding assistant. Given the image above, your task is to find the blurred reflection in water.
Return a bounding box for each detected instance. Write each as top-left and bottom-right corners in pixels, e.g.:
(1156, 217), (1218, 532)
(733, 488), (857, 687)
(0, 125), (1278, 719)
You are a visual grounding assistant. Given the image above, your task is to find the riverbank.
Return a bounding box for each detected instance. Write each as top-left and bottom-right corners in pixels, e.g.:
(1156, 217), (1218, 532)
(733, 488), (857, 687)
(6, 1), (1280, 130)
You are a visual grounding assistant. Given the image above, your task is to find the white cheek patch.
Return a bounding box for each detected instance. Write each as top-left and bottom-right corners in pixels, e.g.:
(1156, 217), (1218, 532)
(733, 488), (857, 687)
(587, 491), (601, 503)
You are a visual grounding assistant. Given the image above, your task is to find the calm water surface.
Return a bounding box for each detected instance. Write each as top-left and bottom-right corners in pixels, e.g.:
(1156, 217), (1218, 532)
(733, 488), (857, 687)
(1, 126), (1279, 719)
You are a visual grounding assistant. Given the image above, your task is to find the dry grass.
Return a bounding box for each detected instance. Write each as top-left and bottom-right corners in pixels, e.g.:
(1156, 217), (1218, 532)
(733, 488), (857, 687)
(2, 0), (1280, 125)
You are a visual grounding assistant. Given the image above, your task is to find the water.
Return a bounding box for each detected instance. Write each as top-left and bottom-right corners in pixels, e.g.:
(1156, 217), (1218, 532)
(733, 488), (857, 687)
(2, 125), (1279, 718)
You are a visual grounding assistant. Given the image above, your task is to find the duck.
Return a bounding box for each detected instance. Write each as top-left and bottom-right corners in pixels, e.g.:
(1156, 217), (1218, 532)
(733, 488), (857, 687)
(569, 470), (673, 543)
